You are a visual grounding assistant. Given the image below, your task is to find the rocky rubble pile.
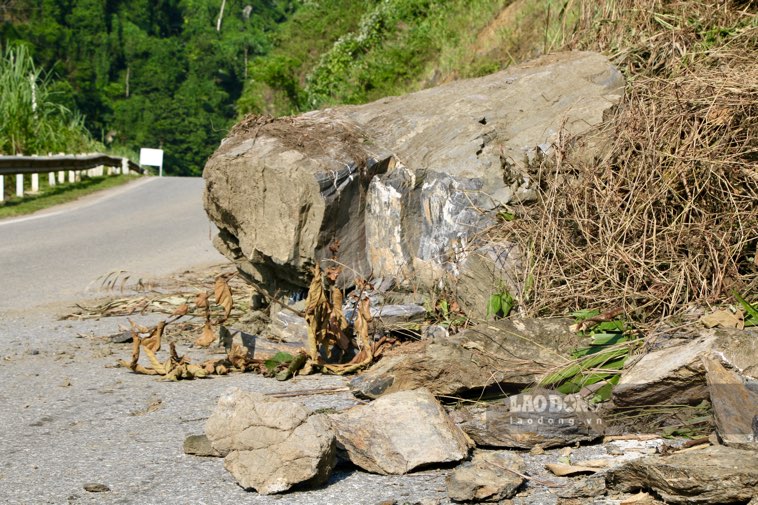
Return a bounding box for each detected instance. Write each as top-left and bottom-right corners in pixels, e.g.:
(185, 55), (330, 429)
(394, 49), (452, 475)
(194, 49), (757, 504)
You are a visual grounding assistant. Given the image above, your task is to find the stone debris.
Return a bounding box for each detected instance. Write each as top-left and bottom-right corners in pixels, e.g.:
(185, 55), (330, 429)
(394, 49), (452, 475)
(702, 355), (758, 449)
(329, 388), (471, 475)
(204, 388), (336, 494)
(606, 445), (758, 504)
(446, 450), (525, 502)
(183, 434), (221, 457)
(450, 390), (601, 449)
(350, 318), (580, 399)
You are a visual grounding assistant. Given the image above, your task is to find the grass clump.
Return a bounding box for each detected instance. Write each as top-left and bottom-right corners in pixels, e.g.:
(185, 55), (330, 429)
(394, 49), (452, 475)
(0, 174), (137, 219)
(0, 44), (94, 155)
(498, 0), (758, 319)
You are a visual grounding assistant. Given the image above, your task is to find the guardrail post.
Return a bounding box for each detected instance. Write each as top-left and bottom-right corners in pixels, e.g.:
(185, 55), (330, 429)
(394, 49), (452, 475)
(68, 170), (75, 183)
(49, 172), (56, 187)
(121, 157), (129, 175)
(58, 171), (64, 184)
(16, 174), (24, 197)
(0, 175), (4, 202)
(31, 173), (39, 193)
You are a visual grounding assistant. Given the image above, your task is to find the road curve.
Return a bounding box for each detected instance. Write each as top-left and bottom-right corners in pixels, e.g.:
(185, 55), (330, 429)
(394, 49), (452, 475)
(0, 176), (224, 313)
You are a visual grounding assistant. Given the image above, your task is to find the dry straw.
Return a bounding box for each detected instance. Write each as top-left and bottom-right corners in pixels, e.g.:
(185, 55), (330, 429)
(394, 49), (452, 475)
(497, 0), (757, 319)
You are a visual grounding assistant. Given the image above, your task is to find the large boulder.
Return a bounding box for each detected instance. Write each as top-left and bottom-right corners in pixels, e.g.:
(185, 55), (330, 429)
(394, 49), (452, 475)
(204, 388), (336, 494)
(203, 52), (624, 302)
(349, 318), (580, 399)
(329, 388), (471, 475)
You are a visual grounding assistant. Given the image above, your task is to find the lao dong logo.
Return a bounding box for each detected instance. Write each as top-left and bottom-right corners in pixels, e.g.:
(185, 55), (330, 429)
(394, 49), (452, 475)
(504, 393), (602, 428)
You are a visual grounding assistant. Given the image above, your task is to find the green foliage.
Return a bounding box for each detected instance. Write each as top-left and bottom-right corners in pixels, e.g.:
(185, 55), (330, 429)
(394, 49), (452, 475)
(264, 351), (294, 372)
(0, 44), (94, 155)
(486, 289), (514, 319)
(733, 290), (758, 327)
(2, 0), (294, 175)
(540, 310), (639, 403)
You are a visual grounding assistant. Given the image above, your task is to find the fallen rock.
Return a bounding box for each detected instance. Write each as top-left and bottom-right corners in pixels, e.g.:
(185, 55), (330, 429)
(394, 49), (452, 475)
(450, 390), (602, 449)
(350, 318), (580, 399)
(204, 388), (336, 494)
(329, 388), (471, 474)
(446, 450), (525, 502)
(183, 434), (221, 457)
(555, 474), (606, 499)
(606, 445), (758, 504)
(703, 355), (758, 449)
(612, 329), (758, 408)
(204, 52), (623, 296)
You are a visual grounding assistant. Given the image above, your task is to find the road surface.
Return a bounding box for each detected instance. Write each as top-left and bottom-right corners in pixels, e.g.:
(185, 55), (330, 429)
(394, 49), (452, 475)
(0, 176), (224, 313)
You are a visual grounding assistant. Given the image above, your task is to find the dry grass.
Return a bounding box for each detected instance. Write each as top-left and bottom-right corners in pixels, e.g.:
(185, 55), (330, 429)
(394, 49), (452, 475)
(497, 0), (758, 319)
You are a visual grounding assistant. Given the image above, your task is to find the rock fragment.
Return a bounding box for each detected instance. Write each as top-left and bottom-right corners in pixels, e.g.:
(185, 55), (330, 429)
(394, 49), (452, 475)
(606, 445), (758, 504)
(450, 390), (601, 449)
(446, 450), (525, 502)
(350, 318), (579, 399)
(204, 388), (336, 494)
(330, 388), (471, 475)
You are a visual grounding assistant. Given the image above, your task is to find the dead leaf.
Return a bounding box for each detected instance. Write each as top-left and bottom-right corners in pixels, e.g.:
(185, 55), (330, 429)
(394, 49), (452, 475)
(195, 291), (209, 309)
(141, 321), (165, 352)
(700, 309), (744, 329)
(194, 321), (216, 347)
(214, 276), (233, 321)
(171, 303), (189, 316)
(545, 463), (600, 476)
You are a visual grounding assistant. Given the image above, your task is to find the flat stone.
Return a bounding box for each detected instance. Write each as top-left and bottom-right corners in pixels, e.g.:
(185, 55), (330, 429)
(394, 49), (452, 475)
(703, 355), (758, 449)
(205, 388), (336, 494)
(613, 329), (758, 408)
(330, 388), (471, 475)
(183, 434), (221, 457)
(446, 450), (525, 502)
(606, 445), (758, 504)
(450, 390), (602, 449)
(350, 318), (580, 399)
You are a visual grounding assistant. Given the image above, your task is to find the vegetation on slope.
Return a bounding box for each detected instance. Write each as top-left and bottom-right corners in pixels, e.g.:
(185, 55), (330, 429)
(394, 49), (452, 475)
(1, 0), (296, 175)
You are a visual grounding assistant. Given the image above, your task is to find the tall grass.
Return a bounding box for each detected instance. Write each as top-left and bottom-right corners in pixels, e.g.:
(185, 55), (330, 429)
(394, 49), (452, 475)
(0, 44), (93, 155)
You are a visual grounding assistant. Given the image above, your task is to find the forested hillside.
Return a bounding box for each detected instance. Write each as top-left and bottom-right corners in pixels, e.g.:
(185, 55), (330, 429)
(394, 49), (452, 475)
(2, 0), (755, 179)
(1, 0), (295, 175)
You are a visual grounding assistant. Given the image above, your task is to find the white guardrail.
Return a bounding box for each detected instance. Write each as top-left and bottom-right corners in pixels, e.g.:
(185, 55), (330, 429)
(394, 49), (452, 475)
(0, 153), (143, 202)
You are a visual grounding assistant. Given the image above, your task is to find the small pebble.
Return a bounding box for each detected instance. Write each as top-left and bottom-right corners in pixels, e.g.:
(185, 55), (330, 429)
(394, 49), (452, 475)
(83, 483), (110, 493)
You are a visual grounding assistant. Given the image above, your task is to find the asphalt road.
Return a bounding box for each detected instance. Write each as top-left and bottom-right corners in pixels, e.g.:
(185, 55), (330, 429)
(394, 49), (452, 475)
(0, 176), (224, 313)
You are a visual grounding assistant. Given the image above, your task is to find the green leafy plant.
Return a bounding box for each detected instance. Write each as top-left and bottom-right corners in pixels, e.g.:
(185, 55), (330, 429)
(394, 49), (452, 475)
(540, 309), (639, 403)
(486, 289), (514, 319)
(733, 290), (758, 327)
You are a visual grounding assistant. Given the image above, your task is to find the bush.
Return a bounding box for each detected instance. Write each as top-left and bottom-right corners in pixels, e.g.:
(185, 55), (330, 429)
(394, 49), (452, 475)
(0, 44), (93, 155)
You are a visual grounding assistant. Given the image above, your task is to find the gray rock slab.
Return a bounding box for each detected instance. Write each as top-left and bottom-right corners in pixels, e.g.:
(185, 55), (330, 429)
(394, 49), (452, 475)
(350, 318), (580, 399)
(446, 450), (525, 502)
(450, 391), (602, 449)
(606, 445), (758, 504)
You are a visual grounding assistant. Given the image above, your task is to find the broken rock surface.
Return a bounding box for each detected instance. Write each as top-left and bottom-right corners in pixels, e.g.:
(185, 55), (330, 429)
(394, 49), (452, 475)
(606, 445), (758, 504)
(330, 388), (471, 475)
(203, 51), (624, 299)
(350, 318), (579, 399)
(450, 390), (601, 449)
(204, 388), (336, 494)
(446, 450), (525, 502)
